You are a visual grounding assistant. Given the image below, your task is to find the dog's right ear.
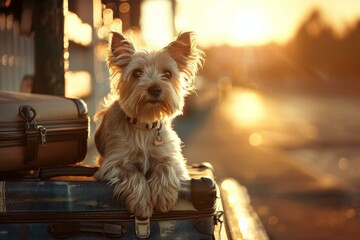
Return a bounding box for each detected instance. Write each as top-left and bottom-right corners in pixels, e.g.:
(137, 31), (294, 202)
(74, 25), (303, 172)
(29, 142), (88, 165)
(109, 32), (135, 68)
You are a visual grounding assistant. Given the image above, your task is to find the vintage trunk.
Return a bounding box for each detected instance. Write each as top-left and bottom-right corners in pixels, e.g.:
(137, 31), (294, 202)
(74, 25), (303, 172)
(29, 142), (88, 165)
(0, 91), (89, 172)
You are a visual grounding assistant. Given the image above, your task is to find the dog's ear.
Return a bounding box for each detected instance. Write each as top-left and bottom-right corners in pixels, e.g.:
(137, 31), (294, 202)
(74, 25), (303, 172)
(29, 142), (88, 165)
(109, 32), (135, 68)
(164, 32), (205, 82)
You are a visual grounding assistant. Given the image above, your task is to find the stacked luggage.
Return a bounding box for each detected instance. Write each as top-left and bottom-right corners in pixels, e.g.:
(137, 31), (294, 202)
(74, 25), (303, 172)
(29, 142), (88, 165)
(0, 91), (89, 172)
(0, 91), (225, 239)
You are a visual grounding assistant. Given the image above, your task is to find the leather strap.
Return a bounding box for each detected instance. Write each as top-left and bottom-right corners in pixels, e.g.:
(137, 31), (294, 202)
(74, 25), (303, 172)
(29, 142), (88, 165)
(19, 105), (39, 165)
(49, 222), (126, 239)
(24, 127), (40, 165)
(37, 165), (98, 180)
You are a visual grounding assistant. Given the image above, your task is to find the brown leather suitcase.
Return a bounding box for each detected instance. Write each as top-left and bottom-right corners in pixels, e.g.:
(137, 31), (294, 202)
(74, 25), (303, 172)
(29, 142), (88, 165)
(0, 91), (89, 172)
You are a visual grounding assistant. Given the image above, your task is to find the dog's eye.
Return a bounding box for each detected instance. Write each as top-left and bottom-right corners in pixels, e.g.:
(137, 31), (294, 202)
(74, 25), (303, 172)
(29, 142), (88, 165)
(163, 71), (172, 79)
(132, 69), (143, 79)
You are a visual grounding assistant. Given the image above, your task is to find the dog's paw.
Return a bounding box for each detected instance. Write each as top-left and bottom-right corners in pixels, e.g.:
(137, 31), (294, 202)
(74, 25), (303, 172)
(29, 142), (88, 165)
(126, 191), (153, 219)
(151, 183), (179, 213)
(148, 165), (180, 213)
(113, 175), (153, 219)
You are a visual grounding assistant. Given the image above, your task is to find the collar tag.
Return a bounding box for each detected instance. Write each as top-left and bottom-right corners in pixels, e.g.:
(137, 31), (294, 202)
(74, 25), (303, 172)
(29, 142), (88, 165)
(153, 123), (163, 146)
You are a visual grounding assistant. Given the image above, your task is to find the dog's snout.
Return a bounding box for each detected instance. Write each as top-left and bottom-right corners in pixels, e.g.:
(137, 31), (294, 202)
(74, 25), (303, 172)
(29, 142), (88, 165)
(148, 85), (162, 97)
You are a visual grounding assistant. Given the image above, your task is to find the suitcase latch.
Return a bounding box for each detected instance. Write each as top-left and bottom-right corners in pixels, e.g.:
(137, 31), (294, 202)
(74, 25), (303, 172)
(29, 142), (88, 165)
(135, 217), (150, 238)
(19, 105), (48, 165)
(39, 126), (47, 147)
(19, 105), (47, 147)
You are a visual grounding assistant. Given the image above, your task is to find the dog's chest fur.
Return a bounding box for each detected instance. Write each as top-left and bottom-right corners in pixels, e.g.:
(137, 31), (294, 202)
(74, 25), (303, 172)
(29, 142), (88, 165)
(100, 101), (171, 175)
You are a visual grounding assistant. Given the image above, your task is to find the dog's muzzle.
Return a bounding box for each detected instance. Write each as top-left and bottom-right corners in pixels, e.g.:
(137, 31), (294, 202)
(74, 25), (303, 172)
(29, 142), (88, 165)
(147, 85), (162, 98)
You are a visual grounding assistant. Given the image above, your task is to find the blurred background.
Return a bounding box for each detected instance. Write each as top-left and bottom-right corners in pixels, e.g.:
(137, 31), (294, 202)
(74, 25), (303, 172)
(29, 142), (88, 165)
(1, 0), (360, 239)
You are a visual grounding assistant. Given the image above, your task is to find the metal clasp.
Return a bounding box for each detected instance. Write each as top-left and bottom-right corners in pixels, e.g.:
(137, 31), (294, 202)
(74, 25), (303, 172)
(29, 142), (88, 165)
(19, 105), (47, 147)
(39, 126), (47, 147)
(135, 217), (150, 238)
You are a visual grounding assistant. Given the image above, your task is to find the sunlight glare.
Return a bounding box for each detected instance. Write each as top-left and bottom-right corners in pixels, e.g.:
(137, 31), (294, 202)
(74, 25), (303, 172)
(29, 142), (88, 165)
(93, 0), (102, 28)
(64, 11), (92, 46)
(249, 132), (263, 147)
(110, 18), (122, 33)
(229, 89), (265, 128)
(65, 71), (92, 98)
(220, 178), (267, 240)
(174, 0), (360, 47)
(233, 6), (270, 45)
(175, 0), (274, 46)
(141, 0), (173, 50)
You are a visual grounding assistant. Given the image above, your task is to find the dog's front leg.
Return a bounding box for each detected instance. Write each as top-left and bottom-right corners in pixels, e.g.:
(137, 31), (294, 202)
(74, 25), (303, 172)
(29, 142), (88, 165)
(110, 165), (153, 219)
(148, 161), (181, 213)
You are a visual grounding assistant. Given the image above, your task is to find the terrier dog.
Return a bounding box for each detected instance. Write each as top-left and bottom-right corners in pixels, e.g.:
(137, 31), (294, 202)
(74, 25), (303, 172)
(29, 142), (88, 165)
(94, 31), (204, 219)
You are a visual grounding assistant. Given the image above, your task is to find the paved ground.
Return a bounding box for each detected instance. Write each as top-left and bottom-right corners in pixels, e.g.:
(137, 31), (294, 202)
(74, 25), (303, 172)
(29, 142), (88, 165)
(174, 87), (360, 240)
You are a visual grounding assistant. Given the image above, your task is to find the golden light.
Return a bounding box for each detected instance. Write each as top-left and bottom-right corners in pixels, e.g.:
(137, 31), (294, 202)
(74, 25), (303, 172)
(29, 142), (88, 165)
(97, 26), (110, 39)
(249, 132), (263, 147)
(175, 0), (274, 47)
(63, 0), (68, 15)
(173, 0), (360, 47)
(65, 71), (92, 98)
(110, 18), (122, 33)
(225, 89), (265, 128)
(1, 55), (7, 66)
(6, 14), (13, 30)
(79, 24), (92, 46)
(119, 2), (130, 14)
(95, 43), (108, 61)
(220, 178), (269, 240)
(103, 8), (113, 27)
(345, 209), (356, 219)
(141, 0), (173, 50)
(338, 157), (349, 171)
(93, 0), (103, 28)
(64, 11), (92, 46)
(219, 180), (230, 192)
(4, 0), (10, 7)
(232, 6), (271, 45)
(8, 55), (14, 66)
(63, 51), (69, 60)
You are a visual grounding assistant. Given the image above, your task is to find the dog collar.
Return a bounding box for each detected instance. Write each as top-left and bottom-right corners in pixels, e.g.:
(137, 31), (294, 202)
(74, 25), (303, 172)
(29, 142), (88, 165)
(126, 117), (164, 146)
(126, 117), (162, 130)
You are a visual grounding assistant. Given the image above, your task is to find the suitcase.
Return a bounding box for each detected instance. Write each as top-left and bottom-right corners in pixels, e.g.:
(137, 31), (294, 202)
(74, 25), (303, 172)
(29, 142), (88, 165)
(0, 163), (225, 240)
(0, 91), (89, 172)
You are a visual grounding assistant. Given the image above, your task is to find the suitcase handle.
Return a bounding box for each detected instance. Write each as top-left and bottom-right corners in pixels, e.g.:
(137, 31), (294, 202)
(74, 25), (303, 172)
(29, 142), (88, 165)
(48, 222), (126, 239)
(27, 165), (99, 180)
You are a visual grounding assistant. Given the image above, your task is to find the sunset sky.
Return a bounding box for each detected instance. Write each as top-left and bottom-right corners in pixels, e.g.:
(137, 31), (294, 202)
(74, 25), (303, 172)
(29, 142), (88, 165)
(141, 0), (360, 48)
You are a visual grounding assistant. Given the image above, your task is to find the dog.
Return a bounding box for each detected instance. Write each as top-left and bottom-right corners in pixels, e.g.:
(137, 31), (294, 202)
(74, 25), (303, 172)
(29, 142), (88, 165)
(94, 31), (204, 219)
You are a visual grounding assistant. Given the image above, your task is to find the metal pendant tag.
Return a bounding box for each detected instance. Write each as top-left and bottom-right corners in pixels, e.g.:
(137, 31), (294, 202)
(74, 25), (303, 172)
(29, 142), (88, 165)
(153, 122), (163, 146)
(153, 133), (163, 146)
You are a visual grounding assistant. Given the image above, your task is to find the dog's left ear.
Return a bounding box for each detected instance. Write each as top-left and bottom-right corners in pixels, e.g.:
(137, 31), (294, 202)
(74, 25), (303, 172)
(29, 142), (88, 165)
(108, 32), (135, 69)
(164, 32), (204, 80)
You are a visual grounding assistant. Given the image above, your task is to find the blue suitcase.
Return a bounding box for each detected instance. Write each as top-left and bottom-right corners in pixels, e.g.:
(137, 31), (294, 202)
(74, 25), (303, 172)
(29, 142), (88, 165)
(0, 163), (225, 239)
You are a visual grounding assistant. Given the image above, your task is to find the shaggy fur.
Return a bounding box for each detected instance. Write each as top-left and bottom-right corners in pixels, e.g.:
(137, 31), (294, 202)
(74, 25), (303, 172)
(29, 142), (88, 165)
(94, 31), (204, 219)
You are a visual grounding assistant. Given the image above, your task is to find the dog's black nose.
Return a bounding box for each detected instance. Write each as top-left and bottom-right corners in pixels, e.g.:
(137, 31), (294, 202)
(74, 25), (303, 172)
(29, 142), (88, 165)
(148, 85), (162, 97)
